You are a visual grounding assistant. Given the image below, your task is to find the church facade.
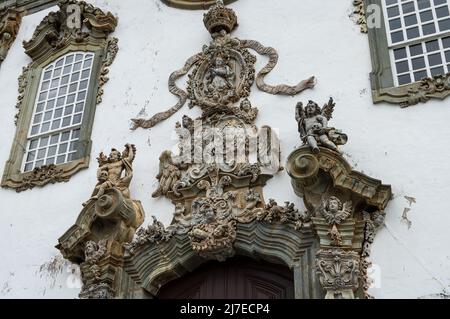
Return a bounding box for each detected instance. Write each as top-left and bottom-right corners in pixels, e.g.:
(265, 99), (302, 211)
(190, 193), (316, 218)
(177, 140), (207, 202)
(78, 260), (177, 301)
(0, 0), (449, 299)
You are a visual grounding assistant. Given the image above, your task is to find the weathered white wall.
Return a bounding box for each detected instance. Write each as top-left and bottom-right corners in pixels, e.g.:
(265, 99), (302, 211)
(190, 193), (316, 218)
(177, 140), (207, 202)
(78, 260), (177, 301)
(0, 0), (449, 299)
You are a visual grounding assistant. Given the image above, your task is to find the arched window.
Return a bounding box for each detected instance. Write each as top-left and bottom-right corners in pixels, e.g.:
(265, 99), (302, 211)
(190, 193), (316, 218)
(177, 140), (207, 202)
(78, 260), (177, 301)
(1, 1), (118, 192)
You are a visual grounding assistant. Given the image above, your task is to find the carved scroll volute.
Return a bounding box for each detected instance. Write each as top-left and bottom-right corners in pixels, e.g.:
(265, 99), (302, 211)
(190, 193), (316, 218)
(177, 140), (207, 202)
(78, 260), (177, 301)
(287, 100), (392, 299)
(57, 188), (144, 299)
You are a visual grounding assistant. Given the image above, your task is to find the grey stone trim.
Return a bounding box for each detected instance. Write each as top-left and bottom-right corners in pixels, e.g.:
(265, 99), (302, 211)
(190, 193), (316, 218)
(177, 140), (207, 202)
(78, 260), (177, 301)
(363, 0), (450, 107)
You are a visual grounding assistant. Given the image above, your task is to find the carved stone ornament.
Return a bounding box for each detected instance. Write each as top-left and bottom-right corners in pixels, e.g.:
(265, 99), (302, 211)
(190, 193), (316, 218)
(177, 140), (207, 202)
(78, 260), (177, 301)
(352, 0), (367, 33)
(131, 0), (315, 130)
(316, 249), (361, 299)
(287, 98), (392, 299)
(2, 0), (119, 192)
(57, 145), (145, 299)
(161, 0), (238, 10)
(375, 73), (450, 108)
(0, 8), (22, 67)
(15, 164), (70, 192)
(296, 97), (348, 154)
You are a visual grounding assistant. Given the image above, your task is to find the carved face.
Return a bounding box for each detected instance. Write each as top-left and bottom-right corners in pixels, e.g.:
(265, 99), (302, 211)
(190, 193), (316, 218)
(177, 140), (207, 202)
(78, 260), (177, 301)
(99, 170), (108, 181)
(305, 102), (319, 117)
(85, 241), (96, 255)
(327, 197), (341, 213)
(214, 57), (225, 67)
(241, 99), (251, 111)
(108, 149), (121, 162)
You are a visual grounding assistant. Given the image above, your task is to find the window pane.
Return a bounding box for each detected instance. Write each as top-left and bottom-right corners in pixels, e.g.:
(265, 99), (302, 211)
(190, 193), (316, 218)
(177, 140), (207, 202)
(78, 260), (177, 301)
(426, 40), (440, 52)
(398, 74), (411, 85)
(422, 23), (436, 35)
(418, 0), (432, 9)
(410, 44), (424, 56)
(438, 18), (450, 31)
(391, 31), (404, 43)
(396, 60), (410, 73)
(402, 2), (415, 14)
(428, 53), (443, 65)
(430, 66), (445, 76)
(412, 56), (426, 69)
(406, 27), (420, 39)
(405, 14), (418, 26)
(436, 6), (450, 19)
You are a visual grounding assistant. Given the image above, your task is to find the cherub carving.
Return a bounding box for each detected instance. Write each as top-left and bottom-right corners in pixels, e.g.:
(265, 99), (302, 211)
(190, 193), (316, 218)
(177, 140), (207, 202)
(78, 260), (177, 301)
(83, 144), (136, 206)
(205, 55), (235, 93)
(295, 98), (347, 154)
(152, 151), (181, 198)
(319, 196), (352, 225)
(85, 240), (107, 263)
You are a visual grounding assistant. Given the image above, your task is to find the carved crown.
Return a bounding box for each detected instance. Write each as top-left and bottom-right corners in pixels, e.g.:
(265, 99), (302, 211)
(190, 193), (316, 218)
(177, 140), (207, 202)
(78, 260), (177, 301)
(203, 0), (238, 34)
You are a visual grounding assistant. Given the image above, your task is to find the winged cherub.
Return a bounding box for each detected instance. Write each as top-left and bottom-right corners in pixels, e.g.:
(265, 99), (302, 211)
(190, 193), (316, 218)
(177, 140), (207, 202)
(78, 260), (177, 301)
(295, 97), (348, 154)
(319, 196), (352, 225)
(83, 144), (136, 206)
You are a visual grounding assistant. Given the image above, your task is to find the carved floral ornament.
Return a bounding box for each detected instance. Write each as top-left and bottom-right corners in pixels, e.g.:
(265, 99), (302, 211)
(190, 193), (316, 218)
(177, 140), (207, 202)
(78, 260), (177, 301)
(1, 0), (119, 192)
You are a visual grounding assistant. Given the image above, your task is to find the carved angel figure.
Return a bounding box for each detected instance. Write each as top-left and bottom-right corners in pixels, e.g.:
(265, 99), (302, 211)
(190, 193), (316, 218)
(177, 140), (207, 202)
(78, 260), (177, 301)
(205, 56), (235, 93)
(83, 144), (136, 206)
(295, 98), (347, 154)
(319, 196), (352, 225)
(152, 151), (181, 198)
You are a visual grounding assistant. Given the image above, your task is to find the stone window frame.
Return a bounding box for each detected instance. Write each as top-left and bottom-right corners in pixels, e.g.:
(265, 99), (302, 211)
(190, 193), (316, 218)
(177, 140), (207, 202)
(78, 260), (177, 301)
(360, 0), (450, 107)
(1, 0), (118, 192)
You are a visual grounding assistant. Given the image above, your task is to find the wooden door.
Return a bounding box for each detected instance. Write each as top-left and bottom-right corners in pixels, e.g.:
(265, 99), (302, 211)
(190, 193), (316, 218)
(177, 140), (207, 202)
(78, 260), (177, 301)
(157, 257), (294, 299)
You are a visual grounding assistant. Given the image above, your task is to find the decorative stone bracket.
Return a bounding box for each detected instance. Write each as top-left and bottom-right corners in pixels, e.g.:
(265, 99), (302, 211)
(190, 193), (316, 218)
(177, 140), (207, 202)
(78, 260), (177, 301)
(57, 145), (144, 299)
(287, 146), (392, 299)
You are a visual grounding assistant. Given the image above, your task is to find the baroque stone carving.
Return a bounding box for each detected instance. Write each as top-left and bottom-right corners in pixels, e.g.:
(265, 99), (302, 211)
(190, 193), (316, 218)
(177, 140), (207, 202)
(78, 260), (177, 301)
(0, 9), (22, 66)
(83, 144), (136, 206)
(316, 249), (361, 299)
(319, 197), (352, 225)
(152, 150), (182, 198)
(57, 145), (144, 299)
(131, 0), (315, 130)
(15, 164), (70, 192)
(381, 73), (450, 108)
(23, 0), (117, 58)
(296, 98), (348, 154)
(287, 100), (392, 299)
(352, 0), (367, 33)
(2, 0), (119, 192)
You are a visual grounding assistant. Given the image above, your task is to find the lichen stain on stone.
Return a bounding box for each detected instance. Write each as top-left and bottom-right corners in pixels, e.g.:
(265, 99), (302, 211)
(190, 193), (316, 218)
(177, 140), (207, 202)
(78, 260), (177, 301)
(38, 255), (69, 290)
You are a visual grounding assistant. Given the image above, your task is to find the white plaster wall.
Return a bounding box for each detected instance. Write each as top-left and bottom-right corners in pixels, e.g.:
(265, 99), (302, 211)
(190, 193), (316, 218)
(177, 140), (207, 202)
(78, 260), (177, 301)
(0, 0), (449, 299)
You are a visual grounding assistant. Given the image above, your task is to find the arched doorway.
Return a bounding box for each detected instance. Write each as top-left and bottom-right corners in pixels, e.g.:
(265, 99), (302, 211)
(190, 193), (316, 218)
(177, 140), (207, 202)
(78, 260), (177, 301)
(157, 257), (294, 299)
